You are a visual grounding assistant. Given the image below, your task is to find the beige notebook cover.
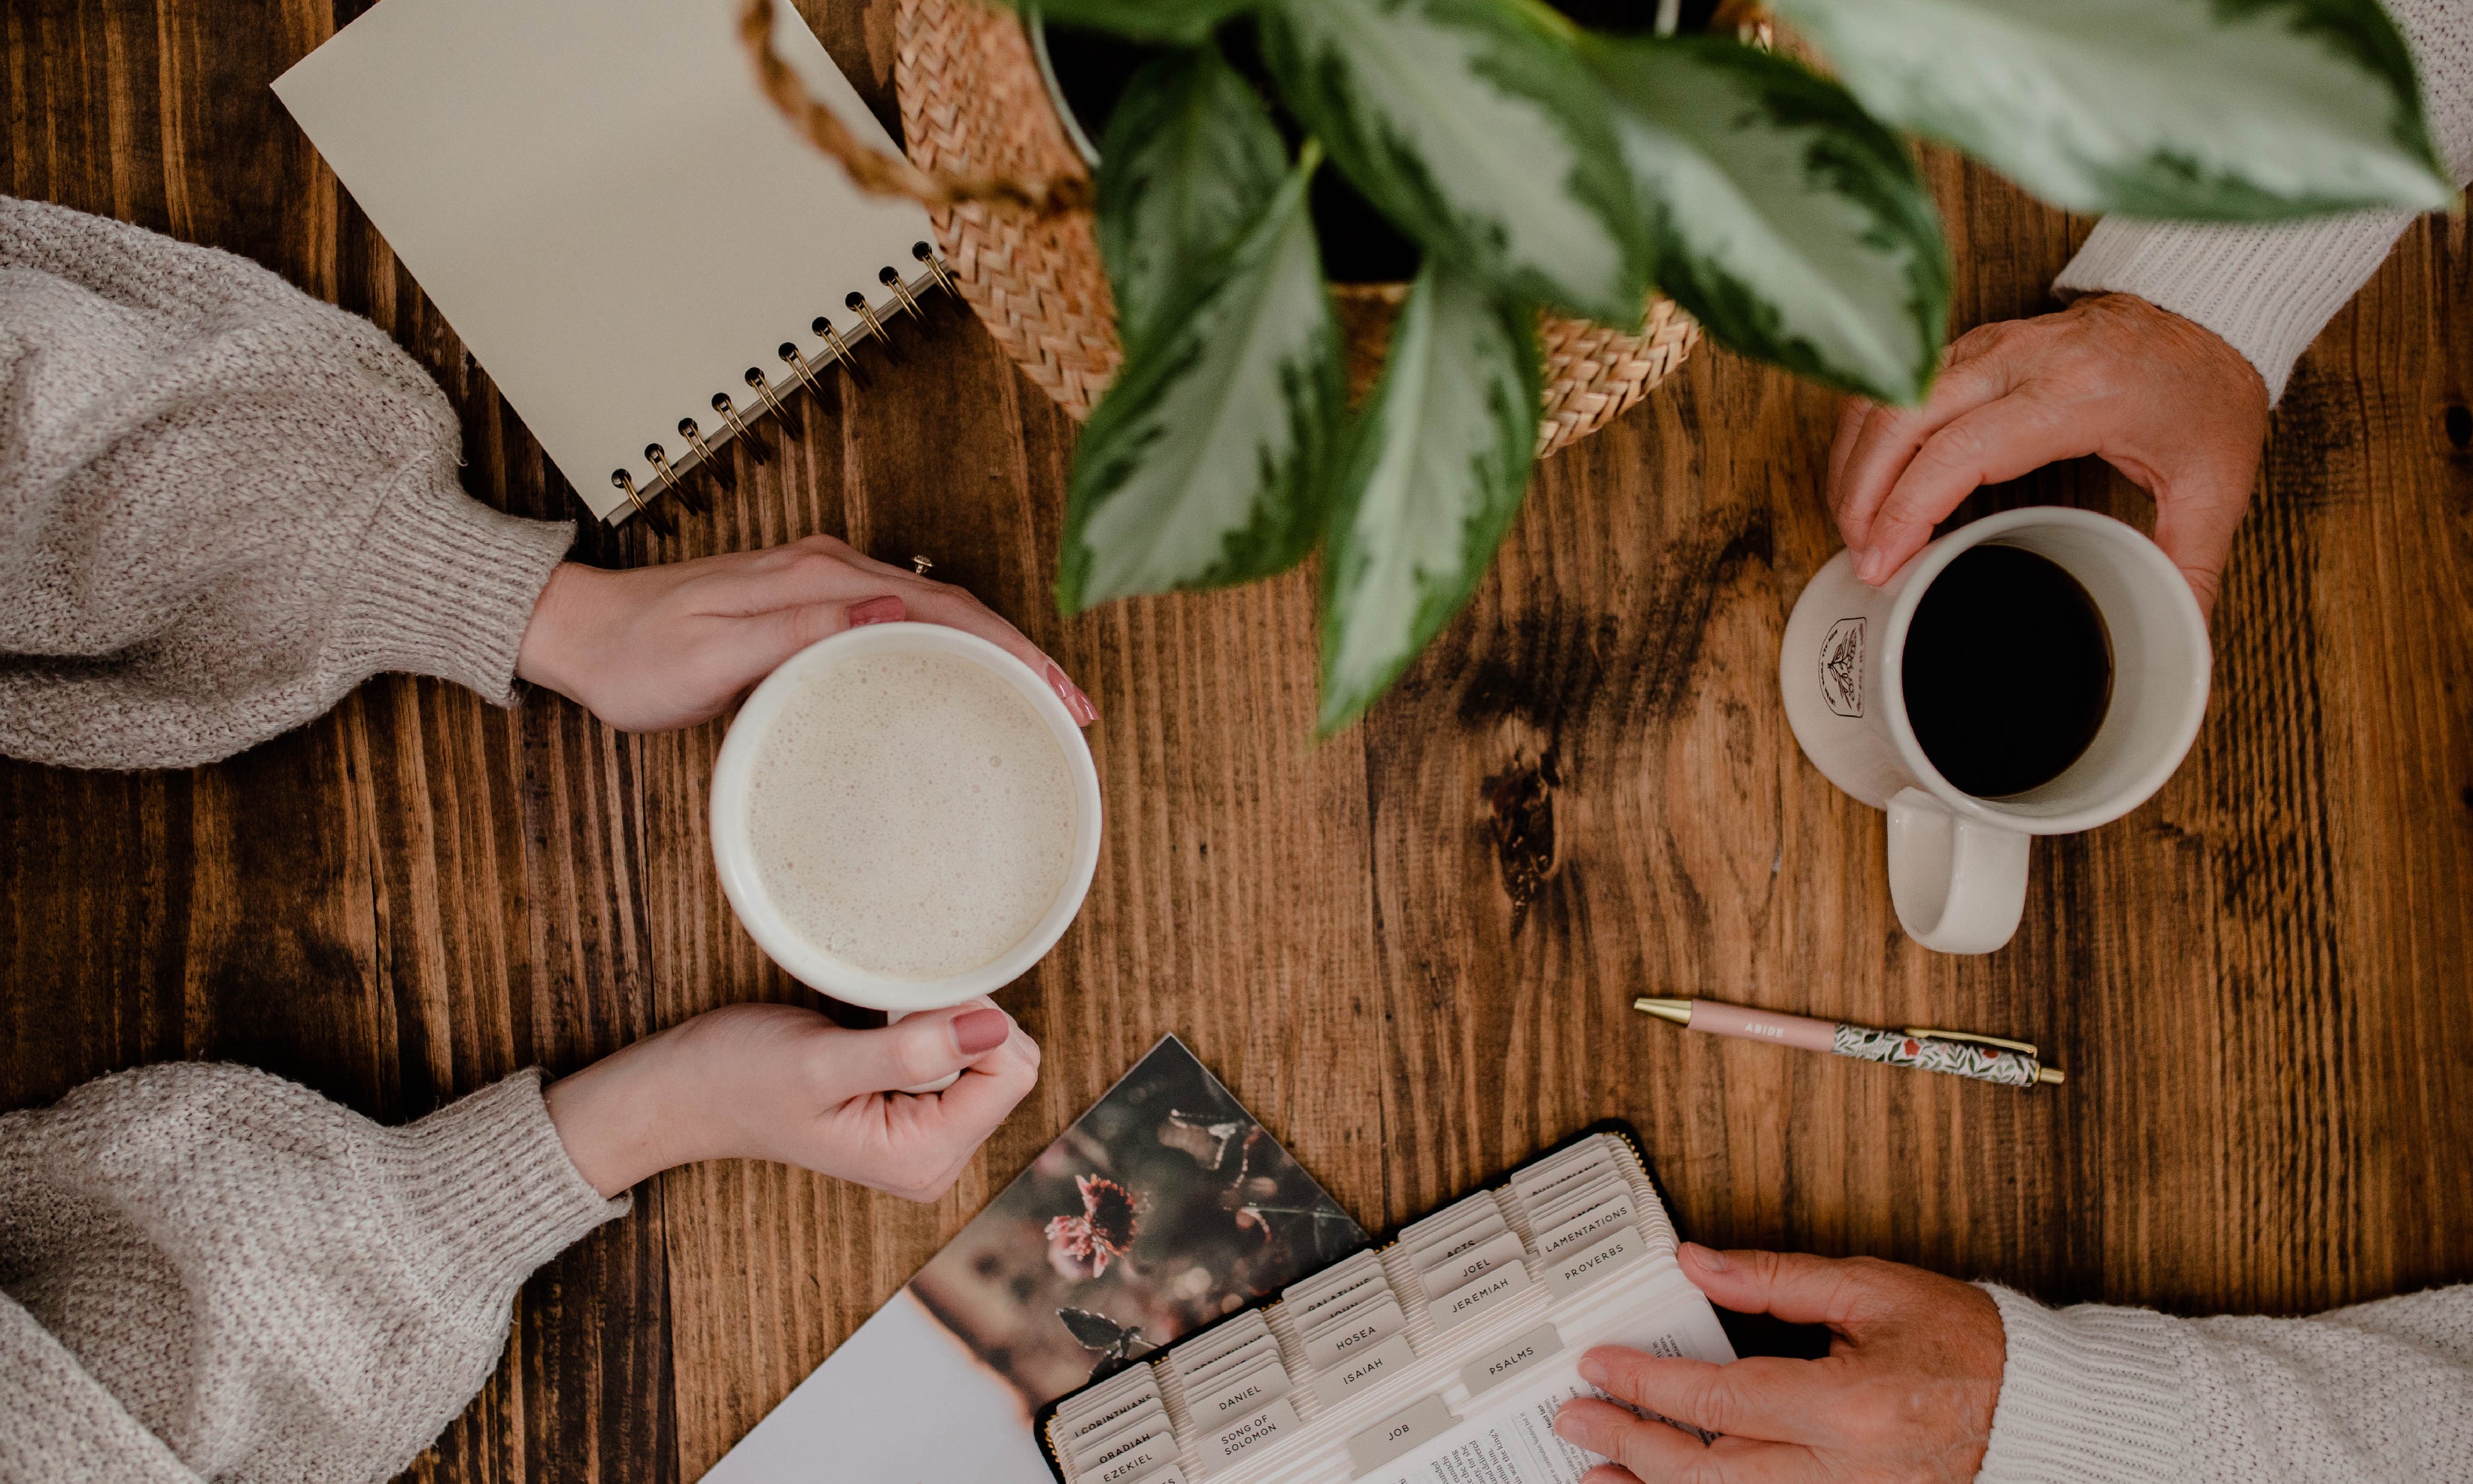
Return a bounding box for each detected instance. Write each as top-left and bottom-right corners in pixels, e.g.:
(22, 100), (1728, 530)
(273, 0), (935, 522)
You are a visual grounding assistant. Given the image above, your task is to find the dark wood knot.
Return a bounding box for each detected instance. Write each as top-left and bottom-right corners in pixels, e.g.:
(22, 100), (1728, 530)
(1485, 752), (1561, 915)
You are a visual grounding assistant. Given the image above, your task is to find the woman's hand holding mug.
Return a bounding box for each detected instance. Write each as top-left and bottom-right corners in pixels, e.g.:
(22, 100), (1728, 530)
(544, 1000), (1041, 1200)
(514, 533), (1098, 733)
(1827, 292), (2268, 619)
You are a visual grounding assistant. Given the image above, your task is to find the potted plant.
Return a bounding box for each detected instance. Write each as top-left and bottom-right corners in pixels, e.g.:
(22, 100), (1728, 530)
(748, 0), (2449, 732)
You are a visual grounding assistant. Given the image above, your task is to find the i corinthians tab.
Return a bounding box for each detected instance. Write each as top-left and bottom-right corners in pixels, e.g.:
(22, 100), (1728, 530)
(605, 242), (955, 530)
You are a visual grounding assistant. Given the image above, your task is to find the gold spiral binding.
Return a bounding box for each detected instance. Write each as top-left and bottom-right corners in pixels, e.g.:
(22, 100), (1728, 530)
(610, 469), (675, 535)
(678, 418), (736, 493)
(745, 365), (798, 429)
(710, 392), (769, 466)
(878, 265), (921, 321)
(844, 290), (888, 344)
(778, 343), (828, 402)
(598, 259), (960, 528)
(645, 443), (708, 513)
(810, 316), (866, 387)
(913, 241), (954, 296)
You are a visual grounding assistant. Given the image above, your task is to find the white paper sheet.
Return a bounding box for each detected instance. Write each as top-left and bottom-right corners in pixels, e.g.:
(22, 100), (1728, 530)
(701, 1290), (1057, 1484)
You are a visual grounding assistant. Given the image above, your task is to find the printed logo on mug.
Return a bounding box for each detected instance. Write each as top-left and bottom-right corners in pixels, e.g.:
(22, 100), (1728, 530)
(1819, 618), (1865, 718)
(1780, 508), (2211, 954)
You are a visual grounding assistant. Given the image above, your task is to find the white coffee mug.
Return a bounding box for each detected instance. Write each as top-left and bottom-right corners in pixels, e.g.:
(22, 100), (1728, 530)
(709, 622), (1104, 1015)
(1780, 508), (2210, 954)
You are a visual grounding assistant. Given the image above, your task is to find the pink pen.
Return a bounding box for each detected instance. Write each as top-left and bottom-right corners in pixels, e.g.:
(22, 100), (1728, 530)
(1632, 997), (2064, 1088)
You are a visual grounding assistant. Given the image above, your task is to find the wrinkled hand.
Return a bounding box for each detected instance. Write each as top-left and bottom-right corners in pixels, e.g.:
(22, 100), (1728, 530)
(1828, 292), (2268, 618)
(1552, 1243), (2006, 1484)
(515, 533), (1097, 731)
(544, 1000), (1041, 1200)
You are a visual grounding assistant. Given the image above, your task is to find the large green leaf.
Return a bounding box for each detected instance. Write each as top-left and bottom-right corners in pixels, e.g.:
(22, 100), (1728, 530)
(1588, 35), (1948, 405)
(1318, 261), (1539, 732)
(1770, 0), (2455, 218)
(1021, 0), (1258, 47)
(1061, 151), (1343, 612)
(1259, 0), (1650, 325)
(1096, 44), (1290, 352)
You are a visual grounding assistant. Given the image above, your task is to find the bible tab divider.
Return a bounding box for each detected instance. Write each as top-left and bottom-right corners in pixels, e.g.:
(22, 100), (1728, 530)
(1034, 1124), (1740, 1484)
(272, 0), (942, 531)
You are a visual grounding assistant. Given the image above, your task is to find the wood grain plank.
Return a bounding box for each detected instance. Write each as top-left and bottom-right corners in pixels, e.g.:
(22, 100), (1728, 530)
(5, 6), (2471, 1484)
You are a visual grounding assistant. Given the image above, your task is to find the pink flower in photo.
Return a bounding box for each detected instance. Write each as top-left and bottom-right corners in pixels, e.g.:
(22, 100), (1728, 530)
(1046, 1175), (1140, 1279)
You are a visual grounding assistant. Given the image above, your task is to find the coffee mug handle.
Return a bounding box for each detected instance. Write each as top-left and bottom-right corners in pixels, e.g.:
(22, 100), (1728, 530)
(1884, 788), (2029, 954)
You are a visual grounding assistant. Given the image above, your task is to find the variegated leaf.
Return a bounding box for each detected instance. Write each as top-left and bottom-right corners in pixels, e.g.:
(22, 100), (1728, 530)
(1097, 44), (1290, 352)
(1318, 260), (1538, 732)
(1259, 0), (1649, 326)
(1061, 153), (1343, 612)
(1588, 35), (1948, 405)
(1771, 0), (2455, 218)
(1020, 0), (1259, 47)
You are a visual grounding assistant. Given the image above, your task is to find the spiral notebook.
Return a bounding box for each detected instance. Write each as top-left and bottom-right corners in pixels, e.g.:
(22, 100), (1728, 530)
(272, 0), (945, 529)
(1033, 1124), (1737, 1484)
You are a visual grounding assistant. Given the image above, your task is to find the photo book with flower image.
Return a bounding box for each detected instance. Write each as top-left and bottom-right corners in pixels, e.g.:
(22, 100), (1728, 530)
(701, 1035), (1365, 1483)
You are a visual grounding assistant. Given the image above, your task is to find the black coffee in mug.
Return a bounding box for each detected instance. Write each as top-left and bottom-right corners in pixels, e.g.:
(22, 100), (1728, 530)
(1902, 544), (2113, 798)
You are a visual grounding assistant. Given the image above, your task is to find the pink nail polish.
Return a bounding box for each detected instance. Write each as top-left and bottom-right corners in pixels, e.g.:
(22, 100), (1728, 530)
(953, 1008), (1010, 1056)
(849, 596), (904, 627)
(1045, 662), (1097, 724)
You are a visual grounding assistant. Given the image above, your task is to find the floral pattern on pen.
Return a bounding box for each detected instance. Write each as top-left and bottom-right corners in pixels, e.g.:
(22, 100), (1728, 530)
(1831, 1026), (2039, 1087)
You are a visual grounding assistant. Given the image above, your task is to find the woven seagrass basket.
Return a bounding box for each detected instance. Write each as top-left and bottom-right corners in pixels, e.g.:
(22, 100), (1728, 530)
(891, 0), (1701, 457)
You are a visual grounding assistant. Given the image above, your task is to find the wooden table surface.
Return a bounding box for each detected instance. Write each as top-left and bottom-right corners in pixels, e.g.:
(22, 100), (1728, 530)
(8, 2), (2473, 1479)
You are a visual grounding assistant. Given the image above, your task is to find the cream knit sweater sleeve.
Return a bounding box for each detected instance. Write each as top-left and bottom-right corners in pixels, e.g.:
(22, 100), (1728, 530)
(1976, 1283), (2473, 1482)
(2053, 0), (2473, 403)
(0, 196), (577, 770)
(0, 1062), (625, 1483)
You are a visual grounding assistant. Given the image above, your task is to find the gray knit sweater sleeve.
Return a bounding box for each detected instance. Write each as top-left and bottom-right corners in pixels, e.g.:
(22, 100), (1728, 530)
(0, 1063), (625, 1483)
(0, 196), (577, 769)
(1977, 1282), (2473, 1482)
(2053, 0), (2473, 403)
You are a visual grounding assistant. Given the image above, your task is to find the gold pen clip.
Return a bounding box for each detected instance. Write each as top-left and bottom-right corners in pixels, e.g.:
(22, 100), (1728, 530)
(1903, 1027), (2038, 1057)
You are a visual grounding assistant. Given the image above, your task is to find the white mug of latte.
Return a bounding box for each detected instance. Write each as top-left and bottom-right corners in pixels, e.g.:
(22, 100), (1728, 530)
(709, 623), (1102, 1055)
